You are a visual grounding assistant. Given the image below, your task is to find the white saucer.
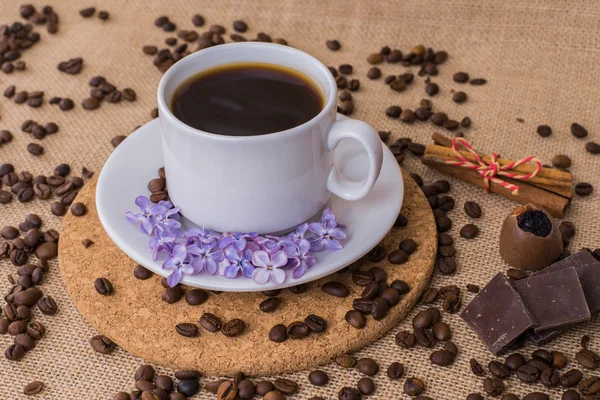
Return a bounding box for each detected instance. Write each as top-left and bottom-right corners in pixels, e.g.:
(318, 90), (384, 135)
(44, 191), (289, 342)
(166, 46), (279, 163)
(96, 115), (404, 292)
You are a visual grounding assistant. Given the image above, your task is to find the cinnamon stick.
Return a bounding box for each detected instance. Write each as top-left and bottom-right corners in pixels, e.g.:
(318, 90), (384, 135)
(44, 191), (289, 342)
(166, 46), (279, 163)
(430, 133), (572, 182)
(422, 158), (569, 218)
(430, 133), (574, 200)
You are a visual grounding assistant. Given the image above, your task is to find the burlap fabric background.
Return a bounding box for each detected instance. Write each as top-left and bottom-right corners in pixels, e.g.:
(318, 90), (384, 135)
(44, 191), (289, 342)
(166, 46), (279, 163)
(0, 0), (599, 398)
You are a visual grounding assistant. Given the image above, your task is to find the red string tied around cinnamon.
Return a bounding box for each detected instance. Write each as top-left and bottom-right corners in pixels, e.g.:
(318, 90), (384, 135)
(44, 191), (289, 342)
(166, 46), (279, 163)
(444, 137), (542, 195)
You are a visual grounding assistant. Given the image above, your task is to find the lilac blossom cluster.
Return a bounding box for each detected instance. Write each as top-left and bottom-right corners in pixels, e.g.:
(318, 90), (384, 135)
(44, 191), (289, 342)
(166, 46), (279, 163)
(126, 196), (346, 287)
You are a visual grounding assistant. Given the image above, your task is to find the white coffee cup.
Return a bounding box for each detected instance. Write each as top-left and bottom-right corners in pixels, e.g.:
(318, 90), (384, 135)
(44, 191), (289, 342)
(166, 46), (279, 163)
(157, 42), (383, 234)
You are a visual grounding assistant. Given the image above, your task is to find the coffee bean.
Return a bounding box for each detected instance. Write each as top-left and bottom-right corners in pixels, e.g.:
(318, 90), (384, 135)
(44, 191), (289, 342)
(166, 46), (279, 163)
(5, 344), (25, 361)
(523, 393), (549, 400)
(215, 381), (236, 400)
(335, 354), (357, 369)
(395, 330), (416, 348)
(386, 105), (402, 118)
(571, 123), (588, 138)
(400, 109), (416, 123)
(550, 351), (567, 370)
(483, 377), (504, 396)
(460, 117), (471, 128)
(585, 141), (600, 155)
(268, 324), (287, 342)
(173, 370), (200, 380)
(154, 375), (173, 392)
(94, 277), (113, 295)
(82, 97), (100, 110)
(367, 67), (381, 79)
(287, 321), (309, 339)
(561, 389), (580, 400)
(308, 370), (329, 386)
(579, 376), (600, 395)
(27, 322), (45, 340)
(70, 202), (87, 216)
(453, 72), (469, 83)
(517, 364), (541, 383)
(470, 78), (487, 85)
(90, 335), (115, 354)
(489, 360), (510, 379)
(552, 154), (572, 168)
(453, 91), (467, 103)
(431, 321), (451, 341)
(430, 349), (455, 366)
(131, 265), (153, 281)
(540, 368), (559, 387)
(425, 83), (439, 96)
(470, 358), (486, 377)
(58, 98), (74, 110)
(8, 320), (27, 336)
(575, 182), (593, 196)
(420, 287), (439, 304)
(363, 250), (386, 270)
(26, 143), (43, 156)
(14, 288), (42, 307)
(273, 378), (297, 396)
(383, 362), (404, 380)
(560, 369), (583, 388)
(355, 378), (374, 396)
(23, 380), (44, 395)
(404, 377), (425, 396)
(531, 349), (553, 365)
(388, 249), (409, 264)
(413, 310), (433, 329)
(175, 323), (198, 337)
(1, 226), (19, 239)
(80, 7), (95, 17)
(305, 314), (327, 333)
(460, 224), (479, 239)
(576, 349), (600, 369)
(414, 327), (436, 348)
(177, 380), (200, 397)
(321, 281), (349, 297)
(197, 313), (221, 332)
(235, 379), (255, 400)
(38, 296), (57, 315)
(205, 380), (227, 393)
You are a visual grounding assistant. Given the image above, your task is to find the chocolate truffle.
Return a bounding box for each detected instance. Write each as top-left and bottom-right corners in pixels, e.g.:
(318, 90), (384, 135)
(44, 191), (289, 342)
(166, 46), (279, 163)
(499, 204), (563, 270)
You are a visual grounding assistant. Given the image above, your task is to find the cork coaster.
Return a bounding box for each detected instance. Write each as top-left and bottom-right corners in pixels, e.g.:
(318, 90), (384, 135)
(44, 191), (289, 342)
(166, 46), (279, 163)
(58, 170), (436, 376)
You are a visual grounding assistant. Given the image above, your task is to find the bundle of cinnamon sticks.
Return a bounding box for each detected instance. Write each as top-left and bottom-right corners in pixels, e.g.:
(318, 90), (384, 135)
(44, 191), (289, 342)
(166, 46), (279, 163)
(422, 133), (573, 218)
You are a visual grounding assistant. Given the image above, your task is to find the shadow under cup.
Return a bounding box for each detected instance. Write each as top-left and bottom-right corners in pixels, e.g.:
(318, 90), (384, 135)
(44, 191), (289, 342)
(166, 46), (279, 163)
(157, 42), (340, 234)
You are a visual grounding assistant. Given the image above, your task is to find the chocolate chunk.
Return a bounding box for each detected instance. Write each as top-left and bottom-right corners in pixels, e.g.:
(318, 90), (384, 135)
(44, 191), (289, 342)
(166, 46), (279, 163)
(526, 328), (566, 346)
(515, 267), (590, 332)
(534, 250), (600, 314)
(460, 273), (535, 355)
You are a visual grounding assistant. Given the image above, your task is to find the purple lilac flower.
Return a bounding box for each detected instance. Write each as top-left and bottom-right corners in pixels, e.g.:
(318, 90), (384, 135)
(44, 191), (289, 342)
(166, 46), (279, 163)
(184, 227), (220, 245)
(149, 227), (181, 260)
(254, 235), (293, 253)
(284, 239), (317, 279)
(223, 244), (257, 279)
(125, 196), (165, 235)
(308, 213), (346, 252)
(189, 241), (225, 275)
(153, 205), (182, 232)
(162, 244), (194, 287)
(284, 223), (309, 243)
(251, 250), (288, 284)
(219, 232), (258, 251)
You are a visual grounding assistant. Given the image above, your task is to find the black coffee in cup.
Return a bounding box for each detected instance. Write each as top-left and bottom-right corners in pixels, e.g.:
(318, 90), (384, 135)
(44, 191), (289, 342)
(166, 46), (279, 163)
(171, 62), (324, 136)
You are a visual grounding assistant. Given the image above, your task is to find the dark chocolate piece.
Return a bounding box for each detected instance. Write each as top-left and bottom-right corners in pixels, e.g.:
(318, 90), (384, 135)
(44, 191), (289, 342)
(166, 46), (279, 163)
(535, 250), (600, 314)
(526, 327), (566, 346)
(515, 267), (590, 333)
(461, 273), (536, 355)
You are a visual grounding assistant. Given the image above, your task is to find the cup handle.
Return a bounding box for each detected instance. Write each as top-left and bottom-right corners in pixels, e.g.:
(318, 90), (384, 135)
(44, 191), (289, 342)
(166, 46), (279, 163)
(325, 118), (383, 201)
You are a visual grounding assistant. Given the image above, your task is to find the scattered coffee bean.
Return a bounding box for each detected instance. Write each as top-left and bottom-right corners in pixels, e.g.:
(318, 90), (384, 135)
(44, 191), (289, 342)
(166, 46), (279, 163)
(404, 377), (425, 396)
(470, 358), (486, 377)
(38, 296), (57, 315)
(460, 224), (479, 239)
(70, 202), (87, 216)
(580, 376), (600, 395)
(575, 182), (593, 196)
(26, 143), (44, 156)
(470, 78), (487, 85)
(571, 123), (588, 138)
(175, 323), (199, 337)
(395, 330), (416, 348)
(133, 265), (153, 280)
(483, 377), (504, 396)
(94, 277), (113, 295)
(321, 281), (349, 297)
(453, 72), (469, 83)
(90, 335), (115, 354)
(576, 349), (600, 369)
(584, 141), (600, 155)
(552, 154), (572, 169)
(357, 377), (375, 395)
(268, 324), (287, 343)
(273, 378), (298, 396)
(23, 380), (44, 395)
(177, 380), (200, 397)
(388, 249), (409, 264)
(430, 349), (455, 366)
(453, 91), (467, 103)
(308, 370), (329, 386)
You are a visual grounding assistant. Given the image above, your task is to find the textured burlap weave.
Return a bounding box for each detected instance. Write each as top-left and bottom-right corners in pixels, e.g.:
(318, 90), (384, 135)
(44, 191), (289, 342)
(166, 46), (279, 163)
(1, 0), (599, 398)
